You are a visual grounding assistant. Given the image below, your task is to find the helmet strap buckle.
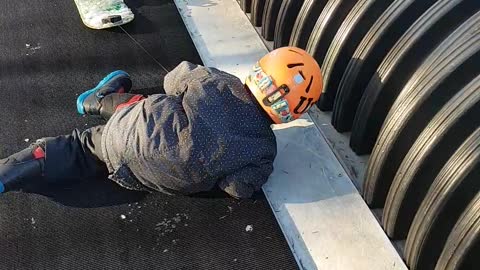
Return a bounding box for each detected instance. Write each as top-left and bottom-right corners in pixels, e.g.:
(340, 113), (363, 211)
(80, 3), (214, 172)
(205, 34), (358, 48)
(262, 84), (290, 106)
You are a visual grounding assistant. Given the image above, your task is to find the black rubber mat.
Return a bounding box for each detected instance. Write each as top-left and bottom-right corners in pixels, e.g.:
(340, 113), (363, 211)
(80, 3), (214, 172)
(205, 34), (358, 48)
(0, 0), (298, 269)
(261, 0), (283, 41)
(435, 192), (480, 270)
(405, 127), (480, 270)
(349, 0), (479, 155)
(289, 0), (328, 49)
(273, 0), (305, 49)
(382, 74), (480, 239)
(317, 0), (394, 111)
(362, 12), (480, 208)
(305, 0), (358, 65)
(251, 0), (267, 27)
(331, 0), (437, 132)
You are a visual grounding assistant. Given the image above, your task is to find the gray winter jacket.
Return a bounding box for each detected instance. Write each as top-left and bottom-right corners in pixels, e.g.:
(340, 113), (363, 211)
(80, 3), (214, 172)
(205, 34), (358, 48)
(101, 61), (277, 198)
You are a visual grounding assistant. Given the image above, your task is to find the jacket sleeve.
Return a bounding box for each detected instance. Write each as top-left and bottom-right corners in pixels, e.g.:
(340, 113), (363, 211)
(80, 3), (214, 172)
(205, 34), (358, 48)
(218, 161), (274, 199)
(163, 61), (198, 96)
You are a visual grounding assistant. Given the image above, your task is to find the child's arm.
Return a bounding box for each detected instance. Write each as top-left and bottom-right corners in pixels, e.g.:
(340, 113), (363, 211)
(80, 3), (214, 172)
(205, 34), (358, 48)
(218, 161), (274, 199)
(163, 61), (199, 96)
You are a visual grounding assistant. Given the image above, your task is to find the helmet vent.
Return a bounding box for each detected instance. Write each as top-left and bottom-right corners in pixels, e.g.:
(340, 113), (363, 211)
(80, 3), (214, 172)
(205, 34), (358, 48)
(287, 63), (304, 68)
(299, 70), (306, 80)
(305, 77), (313, 93)
(288, 49), (303, 55)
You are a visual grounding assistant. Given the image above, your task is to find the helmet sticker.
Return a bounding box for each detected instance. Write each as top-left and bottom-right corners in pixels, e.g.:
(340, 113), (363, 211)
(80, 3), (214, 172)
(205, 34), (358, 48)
(250, 63), (294, 123)
(271, 100), (293, 122)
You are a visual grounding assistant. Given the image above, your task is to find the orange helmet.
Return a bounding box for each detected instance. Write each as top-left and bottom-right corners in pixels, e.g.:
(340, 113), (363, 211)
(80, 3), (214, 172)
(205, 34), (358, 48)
(245, 46), (323, 124)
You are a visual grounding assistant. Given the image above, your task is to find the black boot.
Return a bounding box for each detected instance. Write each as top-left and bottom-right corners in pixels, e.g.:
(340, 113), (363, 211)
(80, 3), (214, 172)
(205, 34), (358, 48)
(76, 70), (133, 119)
(0, 143), (45, 193)
(91, 93), (144, 120)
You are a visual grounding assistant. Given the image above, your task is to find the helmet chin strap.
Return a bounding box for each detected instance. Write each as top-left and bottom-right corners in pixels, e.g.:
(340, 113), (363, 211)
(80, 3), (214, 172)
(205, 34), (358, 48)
(262, 84), (290, 106)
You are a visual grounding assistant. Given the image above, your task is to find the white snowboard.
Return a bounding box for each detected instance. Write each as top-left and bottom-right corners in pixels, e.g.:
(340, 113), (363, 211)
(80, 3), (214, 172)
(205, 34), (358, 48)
(74, 0), (135, 29)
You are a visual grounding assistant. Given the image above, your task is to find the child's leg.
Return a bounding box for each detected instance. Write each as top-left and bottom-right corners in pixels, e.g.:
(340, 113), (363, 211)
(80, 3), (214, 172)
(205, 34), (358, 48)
(0, 126), (107, 193)
(95, 93), (145, 120)
(76, 70), (145, 121)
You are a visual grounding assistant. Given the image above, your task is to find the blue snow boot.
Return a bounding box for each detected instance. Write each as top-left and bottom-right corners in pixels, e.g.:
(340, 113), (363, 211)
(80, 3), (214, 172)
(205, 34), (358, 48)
(77, 70), (132, 119)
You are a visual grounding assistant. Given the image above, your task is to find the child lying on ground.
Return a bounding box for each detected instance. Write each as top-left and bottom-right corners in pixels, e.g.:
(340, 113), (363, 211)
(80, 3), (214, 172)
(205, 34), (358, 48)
(0, 47), (322, 199)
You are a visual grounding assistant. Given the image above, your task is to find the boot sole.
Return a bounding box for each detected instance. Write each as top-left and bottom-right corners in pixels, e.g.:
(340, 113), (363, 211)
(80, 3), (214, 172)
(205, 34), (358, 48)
(77, 70), (131, 115)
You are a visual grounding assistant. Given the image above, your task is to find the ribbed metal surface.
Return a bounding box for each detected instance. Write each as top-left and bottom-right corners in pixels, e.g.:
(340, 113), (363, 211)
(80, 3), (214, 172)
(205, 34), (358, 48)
(289, 0), (328, 49)
(363, 11), (480, 208)
(261, 0), (283, 40)
(317, 0), (394, 111)
(405, 125), (480, 270)
(331, 0), (437, 132)
(435, 192), (480, 270)
(251, 0), (267, 27)
(273, 0), (305, 48)
(350, 0), (478, 155)
(306, 0), (358, 66)
(240, 0), (252, 13)
(383, 72), (480, 239)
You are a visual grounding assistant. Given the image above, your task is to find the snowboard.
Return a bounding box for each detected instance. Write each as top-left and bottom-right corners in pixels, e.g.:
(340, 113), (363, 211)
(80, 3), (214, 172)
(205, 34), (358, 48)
(74, 0), (135, 29)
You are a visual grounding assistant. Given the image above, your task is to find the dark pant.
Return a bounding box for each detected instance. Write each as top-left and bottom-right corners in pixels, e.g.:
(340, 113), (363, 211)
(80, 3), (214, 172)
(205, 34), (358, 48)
(41, 126), (107, 182)
(41, 93), (141, 182)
